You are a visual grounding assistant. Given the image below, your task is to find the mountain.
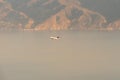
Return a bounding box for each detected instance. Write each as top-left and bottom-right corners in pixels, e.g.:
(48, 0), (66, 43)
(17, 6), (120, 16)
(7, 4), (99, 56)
(0, 0), (32, 31)
(79, 0), (120, 23)
(0, 0), (119, 31)
(35, 0), (106, 30)
(107, 20), (120, 30)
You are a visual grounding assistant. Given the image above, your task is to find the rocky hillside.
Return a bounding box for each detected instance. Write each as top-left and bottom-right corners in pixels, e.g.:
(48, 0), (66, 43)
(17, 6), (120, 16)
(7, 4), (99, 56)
(0, 0), (33, 31)
(35, 0), (107, 30)
(0, 0), (119, 31)
(107, 20), (120, 30)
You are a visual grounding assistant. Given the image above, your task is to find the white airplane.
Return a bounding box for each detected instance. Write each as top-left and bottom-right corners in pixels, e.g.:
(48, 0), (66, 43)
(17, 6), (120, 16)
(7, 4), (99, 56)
(50, 36), (60, 40)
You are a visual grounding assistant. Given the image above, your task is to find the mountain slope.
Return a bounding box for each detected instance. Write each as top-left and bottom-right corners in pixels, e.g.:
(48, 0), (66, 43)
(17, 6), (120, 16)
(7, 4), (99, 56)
(0, 0), (119, 31)
(79, 0), (120, 23)
(107, 20), (120, 30)
(35, 0), (107, 30)
(0, 0), (32, 31)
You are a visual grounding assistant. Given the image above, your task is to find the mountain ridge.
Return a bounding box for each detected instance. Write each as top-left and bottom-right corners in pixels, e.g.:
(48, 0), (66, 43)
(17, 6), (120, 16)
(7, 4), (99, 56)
(0, 0), (120, 31)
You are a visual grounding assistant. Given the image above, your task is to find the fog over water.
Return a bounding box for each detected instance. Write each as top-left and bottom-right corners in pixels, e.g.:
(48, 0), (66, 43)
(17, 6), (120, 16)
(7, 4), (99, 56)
(0, 31), (120, 80)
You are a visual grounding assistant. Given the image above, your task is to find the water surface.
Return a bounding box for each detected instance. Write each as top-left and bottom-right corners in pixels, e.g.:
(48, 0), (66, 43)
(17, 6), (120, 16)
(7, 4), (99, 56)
(0, 31), (120, 80)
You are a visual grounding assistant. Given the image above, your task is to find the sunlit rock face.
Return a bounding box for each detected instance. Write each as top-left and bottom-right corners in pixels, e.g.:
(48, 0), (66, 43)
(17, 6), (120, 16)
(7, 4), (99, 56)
(107, 20), (120, 31)
(0, 0), (119, 31)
